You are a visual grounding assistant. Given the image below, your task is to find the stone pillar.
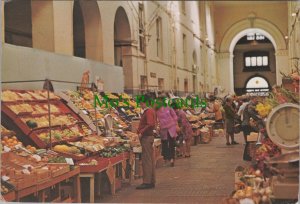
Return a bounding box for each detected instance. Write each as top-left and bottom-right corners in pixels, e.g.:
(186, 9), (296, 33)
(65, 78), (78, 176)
(275, 49), (289, 86)
(217, 52), (234, 94)
(52, 1), (73, 55)
(31, 1), (55, 51)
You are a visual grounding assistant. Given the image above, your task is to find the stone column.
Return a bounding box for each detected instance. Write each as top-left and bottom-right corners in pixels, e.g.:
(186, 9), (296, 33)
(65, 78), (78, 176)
(31, 0), (55, 51)
(275, 49), (289, 86)
(52, 1), (73, 55)
(217, 52), (234, 94)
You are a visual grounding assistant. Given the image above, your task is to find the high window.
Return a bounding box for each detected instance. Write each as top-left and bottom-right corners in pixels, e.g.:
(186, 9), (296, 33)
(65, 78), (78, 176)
(158, 78), (164, 91)
(183, 34), (187, 68)
(138, 3), (145, 53)
(156, 17), (162, 59)
(244, 51), (269, 71)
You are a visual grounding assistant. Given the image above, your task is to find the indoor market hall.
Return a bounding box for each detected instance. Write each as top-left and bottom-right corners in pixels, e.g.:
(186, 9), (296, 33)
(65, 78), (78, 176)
(1, 1), (299, 204)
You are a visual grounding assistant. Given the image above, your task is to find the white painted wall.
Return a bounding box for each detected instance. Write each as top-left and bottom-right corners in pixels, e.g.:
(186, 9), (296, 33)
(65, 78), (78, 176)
(2, 44), (124, 93)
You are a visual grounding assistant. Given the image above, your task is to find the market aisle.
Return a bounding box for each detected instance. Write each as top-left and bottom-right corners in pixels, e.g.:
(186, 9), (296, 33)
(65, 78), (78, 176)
(100, 134), (249, 203)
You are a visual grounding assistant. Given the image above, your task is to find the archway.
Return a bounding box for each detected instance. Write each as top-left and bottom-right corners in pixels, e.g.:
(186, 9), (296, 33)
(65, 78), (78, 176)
(218, 18), (288, 94)
(73, 0), (103, 61)
(114, 6), (133, 93)
(233, 30), (276, 95)
(4, 0), (32, 47)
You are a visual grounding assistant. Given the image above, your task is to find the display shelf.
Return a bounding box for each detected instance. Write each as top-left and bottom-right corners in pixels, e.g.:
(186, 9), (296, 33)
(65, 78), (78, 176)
(79, 152), (129, 173)
(2, 190), (16, 202)
(1, 91), (94, 149)
(15, 167), (80, 200)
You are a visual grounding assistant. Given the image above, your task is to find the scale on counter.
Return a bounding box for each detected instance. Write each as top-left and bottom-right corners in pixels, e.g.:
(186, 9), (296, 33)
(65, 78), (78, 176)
(265, 103), (300, 200)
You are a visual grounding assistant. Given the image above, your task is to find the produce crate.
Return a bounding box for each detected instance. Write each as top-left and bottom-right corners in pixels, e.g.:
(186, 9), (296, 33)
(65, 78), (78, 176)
(10, 176), (36, 190)
(35, 168), (52, 183)
(47, 163), (70, 178)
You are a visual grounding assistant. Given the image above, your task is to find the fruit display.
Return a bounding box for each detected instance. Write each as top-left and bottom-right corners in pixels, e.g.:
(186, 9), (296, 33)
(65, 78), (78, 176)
(105, 93), (119, 100)
(230, 168), (273, 204)
(69, 141), (105, 152)
(1, 136), (23, 150)
(1, 90), (59, 102)
(255, 102), (272, 118)
(37, 124), (88, 145)
(53, 144), (82, 155)
(7, 103), (60, 115)
(1, 125), (14, 136)
(22, 114), (77, 129)
(99, 145), (130, 158)
(122, 131), (140, 147)
(78, 159), (98, 166)
(2, 90), (22, 101)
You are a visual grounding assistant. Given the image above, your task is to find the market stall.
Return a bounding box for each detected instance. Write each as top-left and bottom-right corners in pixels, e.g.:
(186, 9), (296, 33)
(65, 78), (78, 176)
(224, 85), (299, 204)
(0, 88), (139, 202)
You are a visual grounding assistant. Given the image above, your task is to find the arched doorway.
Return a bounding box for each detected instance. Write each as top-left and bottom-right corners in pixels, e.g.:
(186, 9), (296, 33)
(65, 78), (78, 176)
(114, 7), (133, 93)
(73, 0), (103, 61)
(245, 75), (270, 96)
(4, 0), (32, 47)
(233, 31), (276, 95)
(218, 18), (288, 94)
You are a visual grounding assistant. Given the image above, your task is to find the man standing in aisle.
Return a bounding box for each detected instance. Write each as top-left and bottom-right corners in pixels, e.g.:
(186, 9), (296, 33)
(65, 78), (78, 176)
(136, 93), (156, 189)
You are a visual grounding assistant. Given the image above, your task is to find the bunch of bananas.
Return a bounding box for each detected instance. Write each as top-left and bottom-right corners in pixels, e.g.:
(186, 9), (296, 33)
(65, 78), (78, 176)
(255, 103), (272, 118)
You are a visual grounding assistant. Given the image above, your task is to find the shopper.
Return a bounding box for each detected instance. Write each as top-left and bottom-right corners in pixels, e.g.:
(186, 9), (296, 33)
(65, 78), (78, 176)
(136, 93), (156, 190)
(173, 103), (193, 158)
(223, 97), (239, 145)
(238, 97), (250, 143)
(242, 97), (262, 161)
(155, 98), (178, 167)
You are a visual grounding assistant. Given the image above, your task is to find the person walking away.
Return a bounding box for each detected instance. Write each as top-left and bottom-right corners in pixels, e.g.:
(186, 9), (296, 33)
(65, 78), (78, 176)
(136, 94), (156, 189)
(156, 99), (178, 167)
(238, 97), (250, 144)
(173, 103), (193, 157)
(223, 97), (239, 145)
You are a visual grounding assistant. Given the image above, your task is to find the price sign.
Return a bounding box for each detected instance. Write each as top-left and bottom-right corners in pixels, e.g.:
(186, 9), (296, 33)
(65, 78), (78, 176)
(65, 158), (74, 165)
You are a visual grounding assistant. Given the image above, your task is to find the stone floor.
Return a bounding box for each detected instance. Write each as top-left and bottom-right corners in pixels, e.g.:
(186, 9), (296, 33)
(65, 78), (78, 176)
(99, 133), (250, 203)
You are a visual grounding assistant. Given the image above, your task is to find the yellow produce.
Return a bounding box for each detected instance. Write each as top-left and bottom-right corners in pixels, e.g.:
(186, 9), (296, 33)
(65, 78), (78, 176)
(256, 102), (272, 118)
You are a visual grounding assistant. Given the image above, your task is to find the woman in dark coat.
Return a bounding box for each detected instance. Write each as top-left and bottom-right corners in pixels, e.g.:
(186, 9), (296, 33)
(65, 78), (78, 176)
(223, 97), (239, 145)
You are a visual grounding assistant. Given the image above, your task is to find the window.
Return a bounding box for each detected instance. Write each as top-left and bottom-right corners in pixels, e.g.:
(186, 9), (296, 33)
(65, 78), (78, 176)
(140, 75), (147, 90)
(138, 3), (145, 53)
(246, 33), (265, 41)
(193, 76), (196, 93)
(181, 1), (186, 15)
(156, 17), (162, 58)
(184, 79), (188, 93)
(244, 51), (270, 71)
(183, 34), (187, 68)
(158, 78), (164, 91)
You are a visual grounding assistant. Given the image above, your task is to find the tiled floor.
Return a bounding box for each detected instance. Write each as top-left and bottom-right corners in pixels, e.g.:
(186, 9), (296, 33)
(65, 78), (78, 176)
(100, 133), (249, 203)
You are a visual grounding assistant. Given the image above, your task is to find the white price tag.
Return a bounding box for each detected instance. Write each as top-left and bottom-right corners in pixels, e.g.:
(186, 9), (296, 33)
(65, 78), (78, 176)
(82, 110), (88, 115)
(65, 158), (74, 165)
(3, 146), (11, 152)
(2, 176), (9, 181)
